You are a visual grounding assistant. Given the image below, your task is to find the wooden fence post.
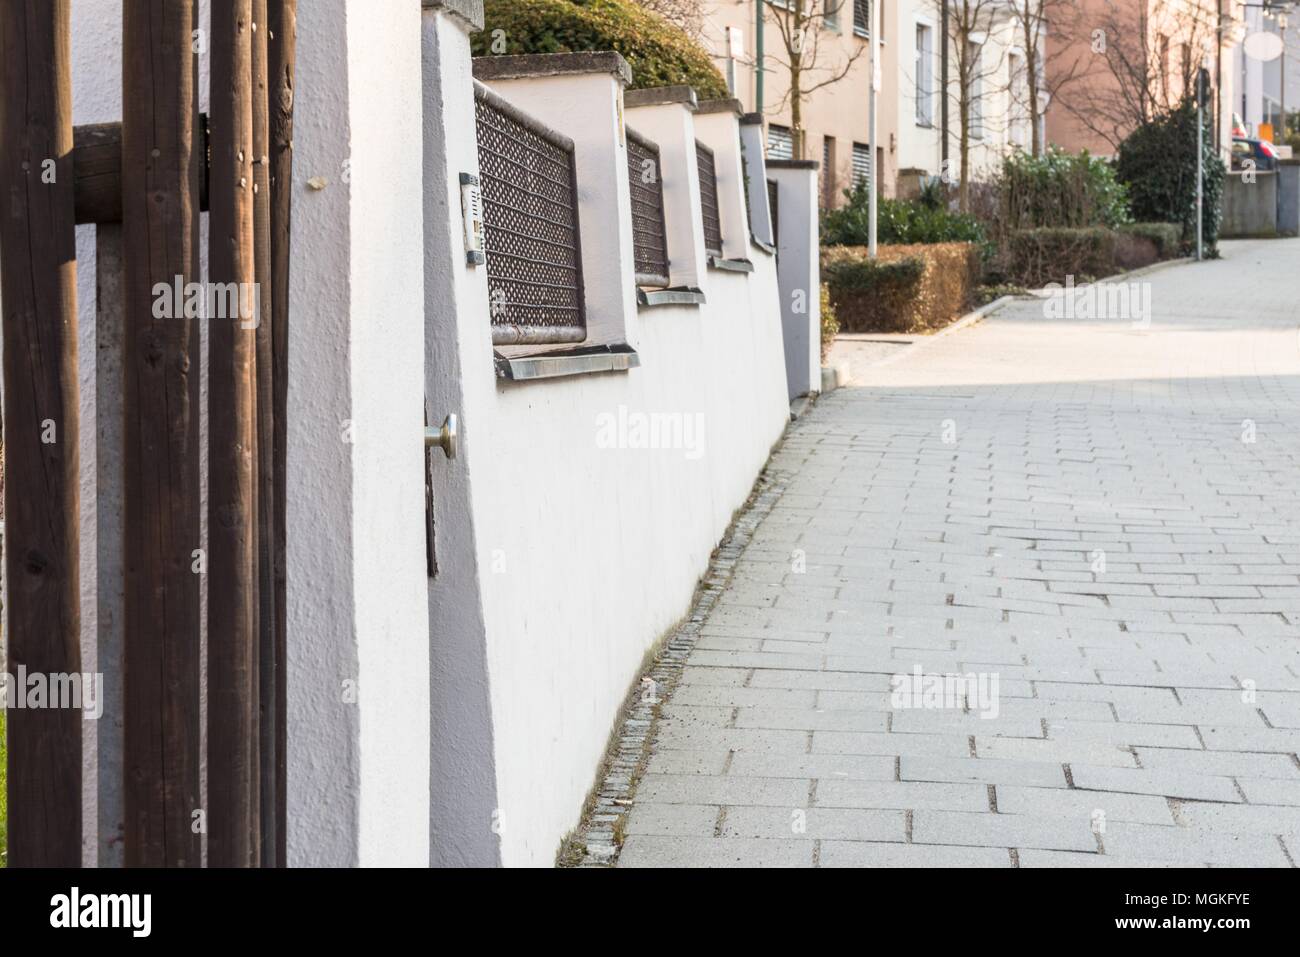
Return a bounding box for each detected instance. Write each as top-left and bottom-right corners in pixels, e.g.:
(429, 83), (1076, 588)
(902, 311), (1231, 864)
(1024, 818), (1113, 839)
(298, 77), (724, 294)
(251, 0), (279, 867)
(208, 0), (261, 867)
(267, 0), (296, 867)
(120, 0), (204, 867)
(0, 0), (83, 868)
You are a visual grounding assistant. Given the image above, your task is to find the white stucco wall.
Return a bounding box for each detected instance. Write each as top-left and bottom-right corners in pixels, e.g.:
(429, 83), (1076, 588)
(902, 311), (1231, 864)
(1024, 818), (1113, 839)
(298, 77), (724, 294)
(425, 39), (791, 866)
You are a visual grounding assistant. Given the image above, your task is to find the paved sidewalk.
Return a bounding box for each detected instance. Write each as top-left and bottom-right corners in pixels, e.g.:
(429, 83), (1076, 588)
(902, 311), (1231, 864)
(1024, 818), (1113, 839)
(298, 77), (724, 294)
(615, 239), (1300, 868)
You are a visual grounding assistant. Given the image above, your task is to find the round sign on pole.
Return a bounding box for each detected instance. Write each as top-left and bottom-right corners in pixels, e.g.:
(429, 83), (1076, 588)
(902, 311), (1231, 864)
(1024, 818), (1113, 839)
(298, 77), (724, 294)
(1243, 30), (1285, 62)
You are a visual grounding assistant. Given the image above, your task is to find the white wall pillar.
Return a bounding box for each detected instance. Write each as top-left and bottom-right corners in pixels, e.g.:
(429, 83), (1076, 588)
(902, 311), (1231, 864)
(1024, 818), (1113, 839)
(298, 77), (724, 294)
(420, 0), (503, 868)
(473, 53), (638, 350)
(694, 100), (752, 264)
(286, 0), (430, 867)
(625, 86), (708, 290)
(767, 161), (821, 401)
(739, 112), (775, 249)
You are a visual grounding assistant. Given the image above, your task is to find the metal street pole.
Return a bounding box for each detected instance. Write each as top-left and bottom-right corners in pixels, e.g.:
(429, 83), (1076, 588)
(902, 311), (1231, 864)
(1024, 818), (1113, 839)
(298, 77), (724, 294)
(1197, 67), (1206, 261)
(756, 0), (765, 114)
(868, 0), (879, 257)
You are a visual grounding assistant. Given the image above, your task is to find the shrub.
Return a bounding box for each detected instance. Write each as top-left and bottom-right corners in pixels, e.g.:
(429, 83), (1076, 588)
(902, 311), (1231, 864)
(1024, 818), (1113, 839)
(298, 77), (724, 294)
(819, 283), (839, 361)
(1006, 227), (1117, 287)
(823, 181), (985, 246)
(1115, 99), (1226, 255)
(474, 0), (729, 99)
(998, 148), (1132, 231)
(823, 243), (980, 334)
(1118, 222), (1183, 260)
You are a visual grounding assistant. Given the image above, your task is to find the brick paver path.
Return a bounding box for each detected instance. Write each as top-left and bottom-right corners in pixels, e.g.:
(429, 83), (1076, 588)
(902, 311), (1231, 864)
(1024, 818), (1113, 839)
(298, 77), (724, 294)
(617, 240), (1300, 867)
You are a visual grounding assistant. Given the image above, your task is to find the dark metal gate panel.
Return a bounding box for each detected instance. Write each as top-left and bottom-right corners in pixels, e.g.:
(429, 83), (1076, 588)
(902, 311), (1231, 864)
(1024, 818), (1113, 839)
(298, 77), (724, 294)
(474, 82), (587, 345)
(626, 127), (670, 287)
(696, 139), (724, 256)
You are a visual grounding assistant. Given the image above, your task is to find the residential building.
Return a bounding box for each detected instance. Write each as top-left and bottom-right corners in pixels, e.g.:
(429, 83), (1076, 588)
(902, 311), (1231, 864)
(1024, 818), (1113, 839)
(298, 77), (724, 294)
(697, 2), (1039, 205)
(1045, 0), (1241, 157)
(1233, 1), (1298, 139)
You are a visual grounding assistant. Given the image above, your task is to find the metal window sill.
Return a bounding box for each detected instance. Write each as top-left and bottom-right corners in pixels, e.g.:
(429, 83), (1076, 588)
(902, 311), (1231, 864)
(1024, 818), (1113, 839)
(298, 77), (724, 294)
(494, 344), (640, 381)
(749, 235), (776, 256)
(707, 255), (755, 273)
(637, 286), (707, 308)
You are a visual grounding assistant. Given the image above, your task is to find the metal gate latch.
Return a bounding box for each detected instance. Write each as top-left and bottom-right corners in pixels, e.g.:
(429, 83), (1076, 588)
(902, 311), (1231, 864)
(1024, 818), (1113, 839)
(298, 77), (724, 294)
(425, 413), (458, 460)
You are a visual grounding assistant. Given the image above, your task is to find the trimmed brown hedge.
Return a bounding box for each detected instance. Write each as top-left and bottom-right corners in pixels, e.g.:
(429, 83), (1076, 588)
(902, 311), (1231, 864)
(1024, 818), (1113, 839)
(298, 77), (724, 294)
(1006, 227), (1116, 288)
(822, 243), (981, 334)
(474, 0), (729, 99)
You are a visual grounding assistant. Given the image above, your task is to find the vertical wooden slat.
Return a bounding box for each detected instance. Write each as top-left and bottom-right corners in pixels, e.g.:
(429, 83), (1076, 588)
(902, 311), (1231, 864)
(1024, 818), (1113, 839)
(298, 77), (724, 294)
(250, 0), (278, 867)
(121, 0), (203, 867)
(267, 0), (296, 867)
(208, 0), (261, 867)
(0, 0), (82, 868)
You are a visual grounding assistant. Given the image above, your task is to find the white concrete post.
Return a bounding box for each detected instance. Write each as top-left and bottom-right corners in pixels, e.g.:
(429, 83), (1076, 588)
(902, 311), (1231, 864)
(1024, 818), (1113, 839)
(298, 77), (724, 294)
(420, 0), (504, 868)
(739, 112), (775, 249)
(473, 53), (638, 350)
(286, 0), (430, 867)
(767, 161), (821, 400)
(624, 86), (708, 290)
(694, 100), (753, 264)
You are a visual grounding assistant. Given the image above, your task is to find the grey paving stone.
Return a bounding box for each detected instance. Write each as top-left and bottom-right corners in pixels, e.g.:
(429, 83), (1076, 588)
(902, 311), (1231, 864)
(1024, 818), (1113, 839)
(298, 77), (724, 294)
(720, 806), (905, 842)
(635, 774), (809, 807)
(995, 785), (1176, 825)
(818, 841), (1012, 868)
(815, 779), (989, 812)
(912, 809), (1098, 852)
(900, 755), (1068, 787)
(1069, 765), (1244, 803)
(623, 803), (719, 837)
(1097, 822), (1291, 867)
(617, 835), (815, 868)
(1237, 778), (1300, 806)
(727, 751), (896, 781)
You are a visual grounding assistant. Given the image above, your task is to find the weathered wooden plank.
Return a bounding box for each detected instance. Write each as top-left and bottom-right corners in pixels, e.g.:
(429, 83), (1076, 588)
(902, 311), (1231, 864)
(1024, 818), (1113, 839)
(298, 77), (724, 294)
(267, 0), (296, 867)
(207, 0), (261, 867)
(73, 118), (209, 225)
(120, 0), (203, 867)
(250, 0), (278, 867)
(0, 0), (83, 867)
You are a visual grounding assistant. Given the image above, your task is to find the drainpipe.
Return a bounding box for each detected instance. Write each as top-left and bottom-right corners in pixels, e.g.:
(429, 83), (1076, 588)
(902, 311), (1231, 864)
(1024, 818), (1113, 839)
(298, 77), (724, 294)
(941, 0), (950, 171)
(756, 0), (765, 114)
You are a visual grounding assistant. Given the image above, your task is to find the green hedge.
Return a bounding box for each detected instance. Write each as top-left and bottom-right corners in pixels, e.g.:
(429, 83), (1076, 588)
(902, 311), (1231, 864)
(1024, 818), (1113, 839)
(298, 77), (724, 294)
(1007, 227), (1117, 287)
(822, 254), (925, 332)
(474, 0), (729, 99)
(1116, 100), (1225, 255)
(824, 182), (985, 246)
(998, 148), (1131, 230)
(1118, 222), (1183, 260)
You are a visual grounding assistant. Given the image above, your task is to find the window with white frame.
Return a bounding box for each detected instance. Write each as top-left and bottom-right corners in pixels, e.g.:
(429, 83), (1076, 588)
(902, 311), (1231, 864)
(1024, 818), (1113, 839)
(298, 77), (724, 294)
(1008, 51), (1029, 147)
(851, 142), (871, 190)
(767, 124), (793, 160)
(915, 23), (934, 127)
(825, 0), (842, 32)
(968, 40), (984, 140)
(854, 0), (870, 38)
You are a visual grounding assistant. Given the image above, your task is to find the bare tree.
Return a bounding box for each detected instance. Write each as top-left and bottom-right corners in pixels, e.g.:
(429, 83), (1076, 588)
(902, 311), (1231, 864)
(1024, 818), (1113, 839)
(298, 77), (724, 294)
(929, 0), (1010, 209)
(1053, 0), (1219, 150)
(761, 0), (867, 159)
(631, 0), (707, 39)
(1004, 0), (1087, 156)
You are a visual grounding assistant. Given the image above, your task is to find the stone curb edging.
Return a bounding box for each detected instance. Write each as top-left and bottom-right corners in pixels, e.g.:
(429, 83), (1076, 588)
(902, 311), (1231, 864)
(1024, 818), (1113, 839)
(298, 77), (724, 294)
(561, 464), (795, 867)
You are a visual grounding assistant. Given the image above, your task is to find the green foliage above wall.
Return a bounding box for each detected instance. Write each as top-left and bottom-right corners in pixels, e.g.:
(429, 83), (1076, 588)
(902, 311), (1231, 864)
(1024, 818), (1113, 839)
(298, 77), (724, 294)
(474, 0), (729, 100)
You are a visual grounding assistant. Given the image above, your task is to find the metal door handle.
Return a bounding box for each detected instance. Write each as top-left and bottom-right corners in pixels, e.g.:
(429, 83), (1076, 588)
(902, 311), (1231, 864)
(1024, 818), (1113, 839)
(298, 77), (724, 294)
(425, 413), (458, 460)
